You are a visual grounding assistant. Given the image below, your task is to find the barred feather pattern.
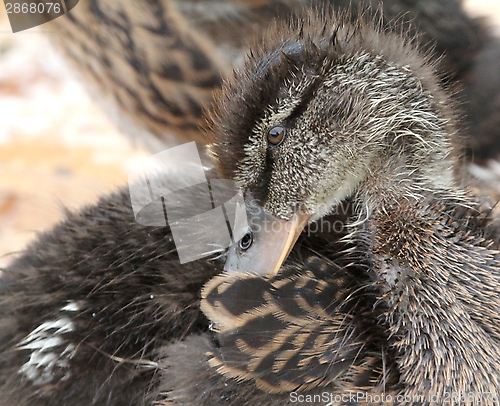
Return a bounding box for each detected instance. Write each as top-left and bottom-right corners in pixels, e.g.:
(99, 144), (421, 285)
(36, 0), (487, 153)
(40, 0), (315, 148)
(201, 257), (395, 394)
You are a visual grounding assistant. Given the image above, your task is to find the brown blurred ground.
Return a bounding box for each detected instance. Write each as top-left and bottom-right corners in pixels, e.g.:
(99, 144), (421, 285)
(0, 2), (148, 267)
(0, 1), (499, 268)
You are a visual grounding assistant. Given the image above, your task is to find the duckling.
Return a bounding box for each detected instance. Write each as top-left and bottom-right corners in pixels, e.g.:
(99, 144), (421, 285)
(207, 10), (500, 403)
(0, 173), (363, 405)
(1, 7), (499, 406)
(0, 181), (225, 405)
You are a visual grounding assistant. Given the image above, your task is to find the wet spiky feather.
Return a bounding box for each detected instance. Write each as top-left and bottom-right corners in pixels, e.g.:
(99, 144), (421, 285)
(0, 2), (500, 406)
(206, 8), (500, 405)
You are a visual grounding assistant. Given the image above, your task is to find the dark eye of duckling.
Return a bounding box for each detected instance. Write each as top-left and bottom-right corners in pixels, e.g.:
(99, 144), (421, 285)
(267, 125), (286, 145)
(238, 232), (253, 251)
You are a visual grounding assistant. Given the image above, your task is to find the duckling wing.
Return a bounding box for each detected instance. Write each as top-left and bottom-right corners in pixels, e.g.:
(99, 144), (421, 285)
(201, 257), (388, 393)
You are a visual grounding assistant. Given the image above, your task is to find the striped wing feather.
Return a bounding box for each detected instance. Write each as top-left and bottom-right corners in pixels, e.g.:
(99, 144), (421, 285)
(201, 257), (384, 393)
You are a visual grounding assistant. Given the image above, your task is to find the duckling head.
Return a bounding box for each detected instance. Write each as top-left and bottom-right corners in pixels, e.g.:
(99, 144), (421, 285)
(209, 12), (461, 274)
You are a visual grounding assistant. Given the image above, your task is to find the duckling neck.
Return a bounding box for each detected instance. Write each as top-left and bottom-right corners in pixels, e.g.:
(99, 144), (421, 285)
(360, 143), (459, 209)
(362, 197), (500, 399)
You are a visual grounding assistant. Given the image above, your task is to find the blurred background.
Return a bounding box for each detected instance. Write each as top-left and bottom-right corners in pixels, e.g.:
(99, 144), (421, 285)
(0, 0), (499, 268)
(0, 1), (149, 267)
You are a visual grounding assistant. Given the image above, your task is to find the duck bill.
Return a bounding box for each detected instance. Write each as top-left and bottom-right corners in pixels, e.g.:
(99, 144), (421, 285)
(265, 211), (312, 275)
(224, 204), (311, 276)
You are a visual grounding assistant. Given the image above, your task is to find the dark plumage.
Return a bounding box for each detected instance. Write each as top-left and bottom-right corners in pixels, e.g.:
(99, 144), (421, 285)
(1, 5), (500, 406)
(0, 182), (372, 405)
(46, 0), (499, 159)
(208, 10), (500, 403)
(0, 185), (222, 405)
